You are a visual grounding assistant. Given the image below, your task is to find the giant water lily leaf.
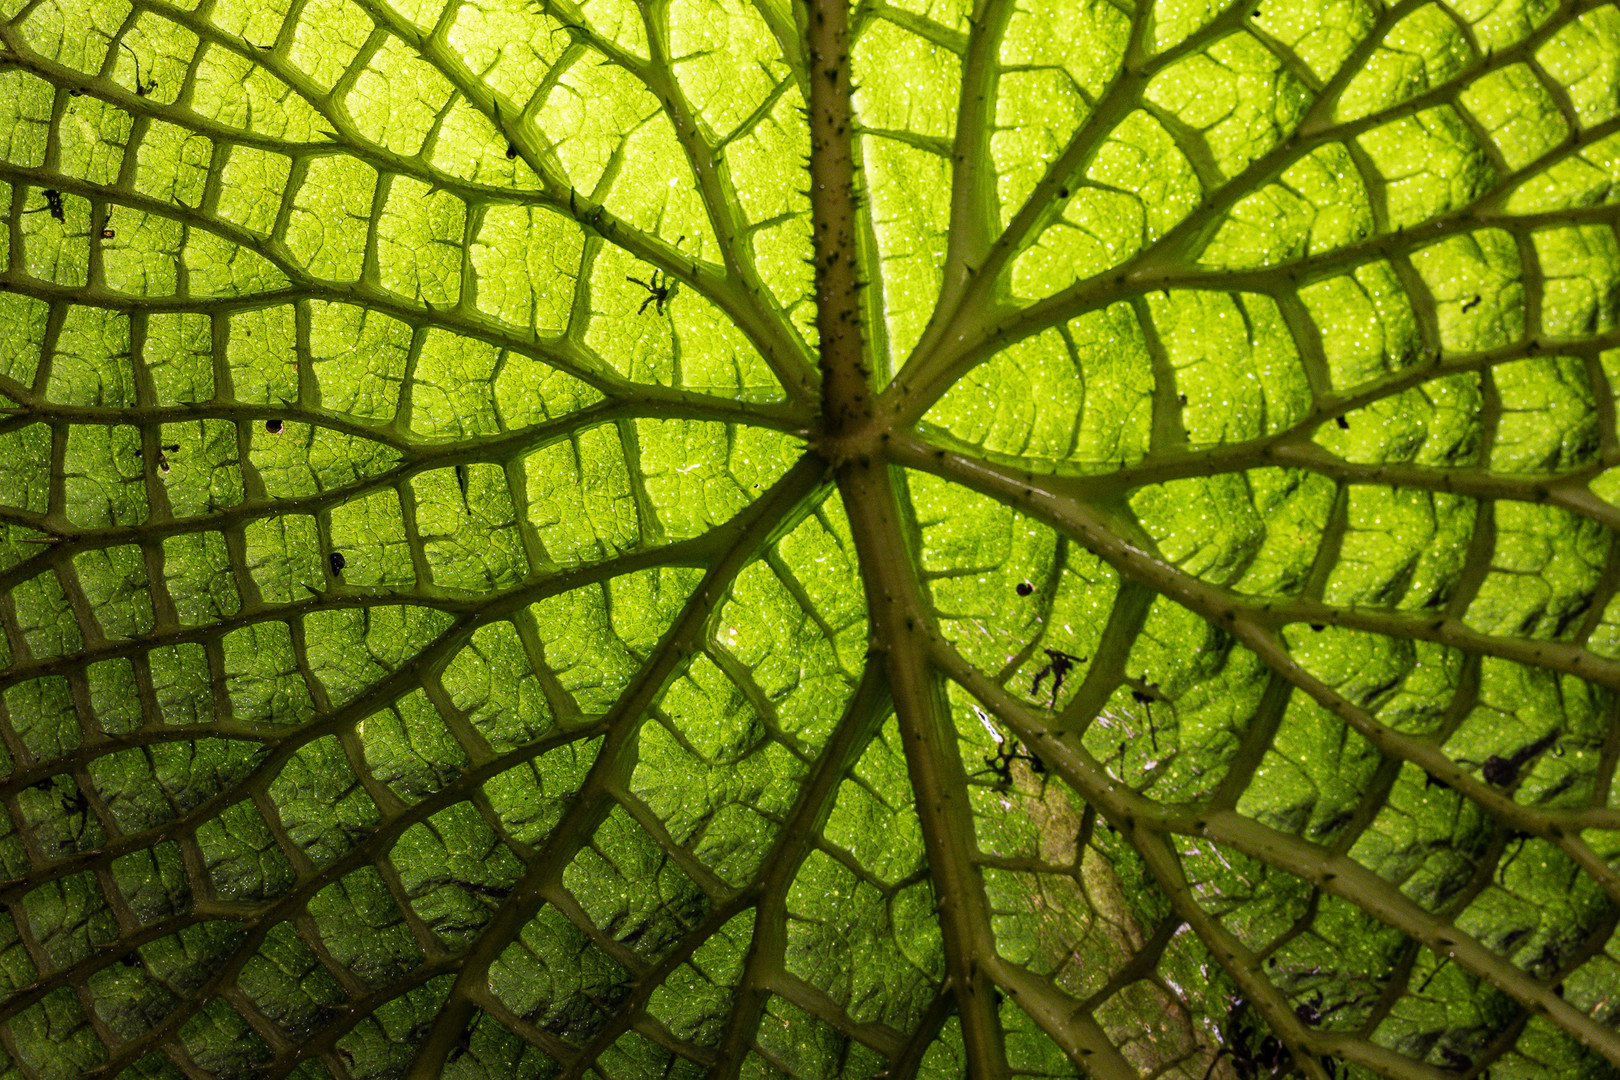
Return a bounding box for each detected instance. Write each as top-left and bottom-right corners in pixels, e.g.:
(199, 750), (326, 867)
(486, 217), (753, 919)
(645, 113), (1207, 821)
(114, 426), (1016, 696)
(0, 0), (1618, 1076)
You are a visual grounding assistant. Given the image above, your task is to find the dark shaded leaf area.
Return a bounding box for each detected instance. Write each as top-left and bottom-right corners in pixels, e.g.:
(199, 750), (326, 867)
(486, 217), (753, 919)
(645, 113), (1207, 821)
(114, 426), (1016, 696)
(1, 0), (1619, 1076)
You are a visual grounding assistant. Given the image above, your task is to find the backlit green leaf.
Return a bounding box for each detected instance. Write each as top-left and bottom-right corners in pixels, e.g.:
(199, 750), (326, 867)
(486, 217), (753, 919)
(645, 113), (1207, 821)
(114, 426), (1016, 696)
(0, 0), (1618, 1076)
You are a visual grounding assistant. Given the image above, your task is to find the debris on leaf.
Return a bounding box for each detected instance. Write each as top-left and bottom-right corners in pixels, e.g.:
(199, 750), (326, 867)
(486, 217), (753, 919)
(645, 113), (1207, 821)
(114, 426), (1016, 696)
(1479, 730), (1558, 787)
(1031, 648), (1084, 704)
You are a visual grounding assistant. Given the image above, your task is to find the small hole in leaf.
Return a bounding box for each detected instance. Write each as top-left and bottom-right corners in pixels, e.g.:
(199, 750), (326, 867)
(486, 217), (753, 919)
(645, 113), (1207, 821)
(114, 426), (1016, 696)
(329, 551), (346, 575)
(1016, 582), (1033, 596)
(265, 419), (283, 434)
(1334, 415), (1349, 429)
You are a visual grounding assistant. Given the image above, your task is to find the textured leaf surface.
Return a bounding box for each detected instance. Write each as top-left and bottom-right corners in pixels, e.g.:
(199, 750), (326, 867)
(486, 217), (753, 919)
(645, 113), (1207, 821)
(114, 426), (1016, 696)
(0, 0), (1619, 1076)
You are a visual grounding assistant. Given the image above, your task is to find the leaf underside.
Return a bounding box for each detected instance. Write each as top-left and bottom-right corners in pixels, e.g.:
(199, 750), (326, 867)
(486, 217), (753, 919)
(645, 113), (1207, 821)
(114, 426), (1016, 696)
(1, 0), (1620, 1076)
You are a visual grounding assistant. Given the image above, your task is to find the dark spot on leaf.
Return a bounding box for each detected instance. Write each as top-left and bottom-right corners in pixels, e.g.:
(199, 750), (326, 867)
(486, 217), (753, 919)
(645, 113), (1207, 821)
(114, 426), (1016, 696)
(1311, 809), (1354, 837)
(1015, 581), (1033, 596)
(1461, 294), (1482, 312)
(329, 551), (346, 575)
(265, 419), (283, 434)
(1480, 730), (1558, 787)
(1335, 415), (1349, 429)
(1438, 1046), (1472, 1071)
(1294, 991), (1323, 1024)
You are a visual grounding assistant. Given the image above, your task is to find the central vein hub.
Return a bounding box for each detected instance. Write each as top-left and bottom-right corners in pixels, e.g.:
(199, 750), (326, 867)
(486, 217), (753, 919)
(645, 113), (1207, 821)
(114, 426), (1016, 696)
(811, 422), (886, 471)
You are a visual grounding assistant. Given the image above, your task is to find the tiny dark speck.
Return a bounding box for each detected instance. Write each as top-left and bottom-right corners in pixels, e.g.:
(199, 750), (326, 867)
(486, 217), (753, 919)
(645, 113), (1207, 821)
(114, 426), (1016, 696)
(1016, 582), (1034, 596)
(506, 143), (518, 159)
(329, 551), (346, 575)
(265, 418), (284, 434)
